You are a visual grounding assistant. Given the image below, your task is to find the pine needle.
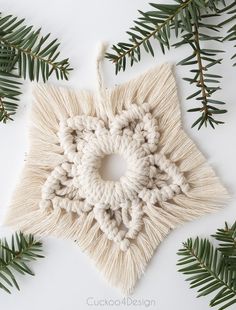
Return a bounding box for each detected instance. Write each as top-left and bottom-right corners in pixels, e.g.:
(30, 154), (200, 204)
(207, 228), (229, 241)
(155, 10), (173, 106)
(177, 220), (236, 310)
(106, 0), (236, 130)
(0, 232), (44, 294)
(0, 13), (73, 123)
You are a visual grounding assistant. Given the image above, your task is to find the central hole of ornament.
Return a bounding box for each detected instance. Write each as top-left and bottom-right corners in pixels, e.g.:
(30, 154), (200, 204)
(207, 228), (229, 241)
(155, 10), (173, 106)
(99, 154), (127, 181)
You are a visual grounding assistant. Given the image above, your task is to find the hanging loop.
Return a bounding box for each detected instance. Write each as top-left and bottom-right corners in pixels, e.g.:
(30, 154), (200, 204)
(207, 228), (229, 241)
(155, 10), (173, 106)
(95, 42), (111, 121)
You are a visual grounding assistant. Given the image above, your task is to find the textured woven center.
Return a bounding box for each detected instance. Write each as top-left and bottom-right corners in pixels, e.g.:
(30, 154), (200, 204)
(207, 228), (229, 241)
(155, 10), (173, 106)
(39, 102), (190, 252)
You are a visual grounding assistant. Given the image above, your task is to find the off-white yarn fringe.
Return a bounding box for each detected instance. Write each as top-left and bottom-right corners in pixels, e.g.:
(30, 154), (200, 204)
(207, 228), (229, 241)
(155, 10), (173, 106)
(4, 45), (229, 294)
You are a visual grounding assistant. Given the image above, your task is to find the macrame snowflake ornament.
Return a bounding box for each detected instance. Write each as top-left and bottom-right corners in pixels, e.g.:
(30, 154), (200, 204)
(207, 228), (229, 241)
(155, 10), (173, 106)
(5, 57), (228, 294)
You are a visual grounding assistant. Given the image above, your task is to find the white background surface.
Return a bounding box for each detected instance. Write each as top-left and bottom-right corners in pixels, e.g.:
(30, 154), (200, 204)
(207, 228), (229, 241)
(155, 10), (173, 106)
(0, 1), (235, 309)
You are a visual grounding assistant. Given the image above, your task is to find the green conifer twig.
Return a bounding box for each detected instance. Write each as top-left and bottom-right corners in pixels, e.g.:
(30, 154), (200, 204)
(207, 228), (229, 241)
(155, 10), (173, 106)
(0, 13), (73, 123)
(0, 232), (44, 294)
(106, 0), (236, 130)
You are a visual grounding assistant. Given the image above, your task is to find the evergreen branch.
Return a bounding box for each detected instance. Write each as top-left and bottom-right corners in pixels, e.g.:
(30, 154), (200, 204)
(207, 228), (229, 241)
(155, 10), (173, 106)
(106, 0), (230, 130)
(0, 232), (44, 294)
(226, 25), (236, 66)
(0, 14), (72, 81)
(0, 13), (73, 123)
(105, 0), (222, 73)
(176, 17), (227, 129)
(177, 238), (236, 310)
(220, 1), (236, 66)
(106, 0), (203, 73)
(0, 71), (22, 123)
(213, 221), (236, 270)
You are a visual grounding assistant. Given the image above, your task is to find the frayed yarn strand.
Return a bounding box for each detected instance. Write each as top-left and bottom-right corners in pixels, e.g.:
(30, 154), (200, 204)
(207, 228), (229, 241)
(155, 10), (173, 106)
(95, 42), (108, 93)
(95, 42), (110, 121)
(4, 54), (229, 295)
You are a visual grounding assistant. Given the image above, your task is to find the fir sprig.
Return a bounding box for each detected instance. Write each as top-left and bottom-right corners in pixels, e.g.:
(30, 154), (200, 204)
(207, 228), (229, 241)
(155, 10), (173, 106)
(220, 3), (236, 66)
(0, 13), (73, 123)
(0, 71), (21, 122)
(213, 221), (236, 270)
(175, 14), (227, 129)
(177, 220), (236, 310)
(0, 232), (44, 294)
(106, 0), (199, 72)
(106, 0), (236, 130)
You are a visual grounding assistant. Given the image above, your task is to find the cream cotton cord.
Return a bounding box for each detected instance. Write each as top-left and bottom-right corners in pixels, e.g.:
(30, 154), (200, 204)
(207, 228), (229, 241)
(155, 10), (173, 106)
(4, 44), (229, 294)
